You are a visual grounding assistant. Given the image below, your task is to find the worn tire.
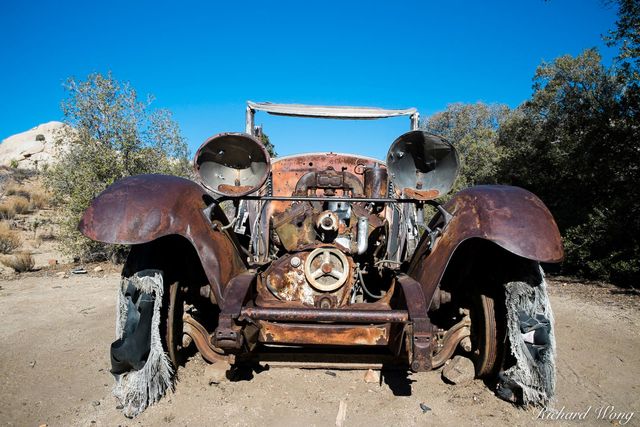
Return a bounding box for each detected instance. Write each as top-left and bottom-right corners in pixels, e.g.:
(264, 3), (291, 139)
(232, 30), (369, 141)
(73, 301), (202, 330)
(110, 267), (185, 375)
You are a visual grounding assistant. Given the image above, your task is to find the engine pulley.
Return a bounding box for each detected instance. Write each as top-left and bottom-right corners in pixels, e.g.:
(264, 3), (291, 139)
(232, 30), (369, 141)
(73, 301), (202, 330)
(304, 247), (350, 292)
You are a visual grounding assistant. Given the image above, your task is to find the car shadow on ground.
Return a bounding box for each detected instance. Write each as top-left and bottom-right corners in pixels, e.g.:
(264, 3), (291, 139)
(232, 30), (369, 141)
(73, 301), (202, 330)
(223, 360), (416, 397)
(381, 368), (415, 396)
(228, 362), (271, 381)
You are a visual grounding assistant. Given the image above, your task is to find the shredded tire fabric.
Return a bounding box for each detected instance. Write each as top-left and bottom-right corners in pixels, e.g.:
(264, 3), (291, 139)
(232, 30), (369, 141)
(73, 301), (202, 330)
(498, 266), (556, 406)
(112, 270), (174, 418)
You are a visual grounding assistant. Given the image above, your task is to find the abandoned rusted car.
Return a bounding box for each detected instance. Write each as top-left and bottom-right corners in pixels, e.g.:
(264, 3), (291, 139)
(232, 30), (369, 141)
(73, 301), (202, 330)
(79, 102), (563, 416)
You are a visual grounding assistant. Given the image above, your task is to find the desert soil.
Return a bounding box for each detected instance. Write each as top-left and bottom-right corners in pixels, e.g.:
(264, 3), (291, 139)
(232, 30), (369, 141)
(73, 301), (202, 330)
(0, 271), (638, 427)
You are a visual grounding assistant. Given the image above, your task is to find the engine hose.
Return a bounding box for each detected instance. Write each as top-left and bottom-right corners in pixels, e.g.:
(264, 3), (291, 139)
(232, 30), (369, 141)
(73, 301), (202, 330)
(374, 259), (403, 267)
(356, 216), (369, 255)
(220, 215), (239, 230)
(357, 266), (384, 299)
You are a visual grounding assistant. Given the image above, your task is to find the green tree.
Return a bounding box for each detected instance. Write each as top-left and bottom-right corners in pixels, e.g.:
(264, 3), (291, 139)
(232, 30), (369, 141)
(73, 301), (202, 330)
(255, 126), (277, 157)
(498, 49), (639, 285)
(45, 72), (191, 262)
(423, 102), (509, 193)
(606, 0), (640, 81)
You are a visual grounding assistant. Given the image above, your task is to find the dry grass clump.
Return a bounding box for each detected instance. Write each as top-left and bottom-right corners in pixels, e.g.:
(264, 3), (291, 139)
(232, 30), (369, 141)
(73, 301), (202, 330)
(4, 183), (30, 198)
(4, 182), (51, 213)
(1, 251), (35, 272)
(37, 228), (56, 241)
(0, 203), (15, 220)
(29, 191), (49, 210)
(0, 194), (40, 218)
(6, 196), (31, 214)
(3, 181), (51, 211)
(0, 222), (20, 254)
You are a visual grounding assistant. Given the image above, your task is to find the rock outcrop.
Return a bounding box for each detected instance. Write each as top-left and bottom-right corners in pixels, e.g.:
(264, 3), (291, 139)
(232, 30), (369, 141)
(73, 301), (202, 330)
(0, 122), (72, 170)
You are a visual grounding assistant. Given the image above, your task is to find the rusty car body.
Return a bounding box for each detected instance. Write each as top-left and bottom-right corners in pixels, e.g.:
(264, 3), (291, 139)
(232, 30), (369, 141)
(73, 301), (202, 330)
(80, 101), (563, 413)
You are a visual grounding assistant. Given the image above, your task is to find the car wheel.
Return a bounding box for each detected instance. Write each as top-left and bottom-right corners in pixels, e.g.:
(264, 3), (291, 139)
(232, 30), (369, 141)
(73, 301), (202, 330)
(469, 291), (504, 378)
(165, 280), (185, 368)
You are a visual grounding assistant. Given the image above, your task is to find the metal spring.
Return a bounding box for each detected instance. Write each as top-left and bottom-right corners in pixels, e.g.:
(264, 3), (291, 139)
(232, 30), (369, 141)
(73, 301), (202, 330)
(266, 173), (273, 196)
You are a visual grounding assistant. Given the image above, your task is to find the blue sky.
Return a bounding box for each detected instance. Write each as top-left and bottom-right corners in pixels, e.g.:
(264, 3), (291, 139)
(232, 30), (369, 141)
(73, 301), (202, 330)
(1, 0), (618, 161)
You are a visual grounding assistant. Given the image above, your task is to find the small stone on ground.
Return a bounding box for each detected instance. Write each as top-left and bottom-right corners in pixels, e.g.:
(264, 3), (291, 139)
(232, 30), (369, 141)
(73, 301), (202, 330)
(204, 361), (231, 385)
(442, 355), (475, 385)
(363, 369), (379, 383)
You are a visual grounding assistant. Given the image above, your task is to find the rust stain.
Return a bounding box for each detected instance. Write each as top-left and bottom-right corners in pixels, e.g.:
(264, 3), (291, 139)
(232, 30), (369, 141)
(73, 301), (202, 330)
(403, 188), (440, 200)
(258, 321), (389, 346)
(268, 154), (385, 217)
(217, 184), (254, 194)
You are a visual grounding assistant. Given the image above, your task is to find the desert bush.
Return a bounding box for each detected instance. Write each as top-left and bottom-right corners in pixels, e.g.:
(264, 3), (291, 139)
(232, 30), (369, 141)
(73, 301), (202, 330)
(422, 102), (509, 194)
(0, 222), (20, 254)
(0, 167), (35, 183)
(44, 72), (190, 262)
(1, 252), (35, 272)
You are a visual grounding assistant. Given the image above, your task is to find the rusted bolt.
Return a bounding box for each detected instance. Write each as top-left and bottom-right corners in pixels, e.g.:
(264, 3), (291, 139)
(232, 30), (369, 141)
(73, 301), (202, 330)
(290, 256), (301, 268)
(321, 263), (333, 274)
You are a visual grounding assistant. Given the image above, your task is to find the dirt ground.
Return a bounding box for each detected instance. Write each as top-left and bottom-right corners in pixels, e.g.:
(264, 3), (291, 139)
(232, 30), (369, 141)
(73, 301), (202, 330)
(0, 271), (638, 427)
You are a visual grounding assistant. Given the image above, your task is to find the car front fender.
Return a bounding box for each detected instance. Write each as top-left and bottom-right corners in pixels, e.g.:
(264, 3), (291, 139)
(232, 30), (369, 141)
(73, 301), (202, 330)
(79, 174), (247, 303)
(408, 185), (563, 305)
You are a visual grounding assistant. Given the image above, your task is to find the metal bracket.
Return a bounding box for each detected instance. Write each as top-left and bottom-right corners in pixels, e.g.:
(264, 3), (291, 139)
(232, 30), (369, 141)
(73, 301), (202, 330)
(212, 271), (255, 350)
(212, 317), (244, 349)
(436, 205), (453, 229)
(396, 274), (434, 371)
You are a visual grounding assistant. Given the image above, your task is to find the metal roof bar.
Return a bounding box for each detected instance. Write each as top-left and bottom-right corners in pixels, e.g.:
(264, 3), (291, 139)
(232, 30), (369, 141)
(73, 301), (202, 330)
(246, 101), (419, 134)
